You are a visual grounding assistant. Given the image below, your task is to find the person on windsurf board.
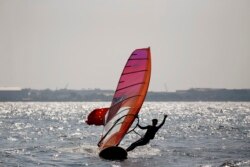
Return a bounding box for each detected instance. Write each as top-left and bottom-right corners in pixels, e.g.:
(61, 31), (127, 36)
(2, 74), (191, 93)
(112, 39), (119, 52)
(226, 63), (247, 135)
(126, 114), (168, 152)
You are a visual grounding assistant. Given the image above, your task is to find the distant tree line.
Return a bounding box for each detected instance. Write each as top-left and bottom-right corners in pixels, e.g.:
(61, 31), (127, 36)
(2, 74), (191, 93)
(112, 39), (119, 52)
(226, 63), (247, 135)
(0, 88), (250, 102)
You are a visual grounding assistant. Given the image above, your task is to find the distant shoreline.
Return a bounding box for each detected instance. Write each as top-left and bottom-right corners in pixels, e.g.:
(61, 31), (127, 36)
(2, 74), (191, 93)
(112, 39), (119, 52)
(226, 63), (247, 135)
(0, 88), (250, 102)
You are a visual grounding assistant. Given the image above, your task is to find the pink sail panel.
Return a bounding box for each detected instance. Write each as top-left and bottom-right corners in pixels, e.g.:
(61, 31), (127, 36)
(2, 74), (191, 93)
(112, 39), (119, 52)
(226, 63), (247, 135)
(98, 48), (151, 149)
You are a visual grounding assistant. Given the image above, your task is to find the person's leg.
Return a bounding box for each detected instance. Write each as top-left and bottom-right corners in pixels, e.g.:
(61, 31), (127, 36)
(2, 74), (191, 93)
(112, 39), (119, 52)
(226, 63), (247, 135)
(126, 143), (137, 152)
(126, 138), (149, 152)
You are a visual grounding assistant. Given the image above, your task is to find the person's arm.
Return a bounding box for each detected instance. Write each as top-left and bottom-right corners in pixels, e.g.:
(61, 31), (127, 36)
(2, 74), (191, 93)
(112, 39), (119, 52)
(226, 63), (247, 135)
(138, 124), (149, 129)
(135, 114), (149, 129)
(157, 114), (168, 129)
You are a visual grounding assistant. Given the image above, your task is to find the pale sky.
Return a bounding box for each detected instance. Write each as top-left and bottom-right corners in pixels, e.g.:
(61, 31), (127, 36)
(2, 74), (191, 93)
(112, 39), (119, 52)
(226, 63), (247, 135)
(0, 0), (250, 91)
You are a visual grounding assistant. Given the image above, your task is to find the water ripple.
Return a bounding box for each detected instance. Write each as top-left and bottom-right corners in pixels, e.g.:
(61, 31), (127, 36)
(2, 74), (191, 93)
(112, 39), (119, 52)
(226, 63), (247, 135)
(0, 102), (249, 167)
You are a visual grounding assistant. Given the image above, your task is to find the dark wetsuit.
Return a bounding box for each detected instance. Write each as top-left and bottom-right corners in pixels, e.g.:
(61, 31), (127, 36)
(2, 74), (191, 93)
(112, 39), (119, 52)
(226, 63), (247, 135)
(126, 116), (167, 152)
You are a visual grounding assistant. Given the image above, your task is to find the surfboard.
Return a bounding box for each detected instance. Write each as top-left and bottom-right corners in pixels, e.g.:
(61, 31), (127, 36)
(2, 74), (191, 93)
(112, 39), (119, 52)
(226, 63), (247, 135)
(99, 146), (127, 160)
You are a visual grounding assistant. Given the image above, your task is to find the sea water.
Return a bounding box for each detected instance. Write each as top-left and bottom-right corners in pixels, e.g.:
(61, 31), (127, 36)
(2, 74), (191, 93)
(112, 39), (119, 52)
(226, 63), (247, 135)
(0, 102), (249, 167)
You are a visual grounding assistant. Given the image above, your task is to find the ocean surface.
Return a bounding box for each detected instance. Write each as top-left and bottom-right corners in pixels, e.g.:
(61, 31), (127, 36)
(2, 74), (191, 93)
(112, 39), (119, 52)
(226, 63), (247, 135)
(0, 102), (249, 167)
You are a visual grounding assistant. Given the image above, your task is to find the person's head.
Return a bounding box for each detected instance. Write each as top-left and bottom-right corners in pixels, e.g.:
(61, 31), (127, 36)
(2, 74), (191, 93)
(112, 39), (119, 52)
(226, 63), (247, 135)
(152, 119), (158, 126)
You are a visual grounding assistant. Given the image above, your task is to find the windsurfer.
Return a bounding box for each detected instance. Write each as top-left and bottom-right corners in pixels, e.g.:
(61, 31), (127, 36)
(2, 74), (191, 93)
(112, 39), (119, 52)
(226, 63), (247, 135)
(126, 114), (168, 152)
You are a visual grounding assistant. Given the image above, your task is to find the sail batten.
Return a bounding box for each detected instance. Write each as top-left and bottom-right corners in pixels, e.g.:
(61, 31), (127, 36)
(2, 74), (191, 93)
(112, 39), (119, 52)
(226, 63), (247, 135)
(122, 69), (148, 75)
(129, 58), (148, 60)
(110, 95), (141, 110)
(116, 82), (145, 92)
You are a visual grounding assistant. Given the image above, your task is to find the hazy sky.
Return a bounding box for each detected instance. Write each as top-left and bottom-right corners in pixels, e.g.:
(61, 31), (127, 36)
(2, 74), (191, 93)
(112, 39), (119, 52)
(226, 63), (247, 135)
(0, 0), (250, 91)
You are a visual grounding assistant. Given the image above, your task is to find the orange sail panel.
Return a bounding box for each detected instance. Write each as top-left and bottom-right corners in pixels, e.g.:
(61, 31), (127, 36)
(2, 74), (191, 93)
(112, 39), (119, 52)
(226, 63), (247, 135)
(98, 48), (151, 149)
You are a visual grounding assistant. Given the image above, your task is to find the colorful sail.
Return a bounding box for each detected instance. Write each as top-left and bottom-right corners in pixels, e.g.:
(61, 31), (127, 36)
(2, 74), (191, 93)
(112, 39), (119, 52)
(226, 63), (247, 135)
(86, 108), (109, 125)
(98, 48), (151, 150)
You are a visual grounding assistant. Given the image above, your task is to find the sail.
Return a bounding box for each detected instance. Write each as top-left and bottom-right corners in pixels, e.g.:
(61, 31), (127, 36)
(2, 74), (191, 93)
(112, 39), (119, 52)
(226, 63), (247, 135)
(98, 48), (151, 149)
(86, 108), (109, 125)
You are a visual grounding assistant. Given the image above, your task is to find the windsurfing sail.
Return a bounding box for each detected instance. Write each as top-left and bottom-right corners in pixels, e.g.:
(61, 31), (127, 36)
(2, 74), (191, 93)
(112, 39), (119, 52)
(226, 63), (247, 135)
(86, 108), (109, 125)
(98, 47), (151, 150)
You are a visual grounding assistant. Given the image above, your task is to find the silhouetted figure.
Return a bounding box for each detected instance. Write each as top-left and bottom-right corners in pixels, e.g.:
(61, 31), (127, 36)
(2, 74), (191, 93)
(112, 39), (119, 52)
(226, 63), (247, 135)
(126, 114), (168, 152)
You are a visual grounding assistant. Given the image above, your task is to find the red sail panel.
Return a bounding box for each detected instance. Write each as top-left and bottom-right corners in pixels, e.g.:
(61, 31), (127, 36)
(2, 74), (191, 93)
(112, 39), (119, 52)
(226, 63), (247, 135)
(86, 108), (109, 126)
(98, 48), (151, 150)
